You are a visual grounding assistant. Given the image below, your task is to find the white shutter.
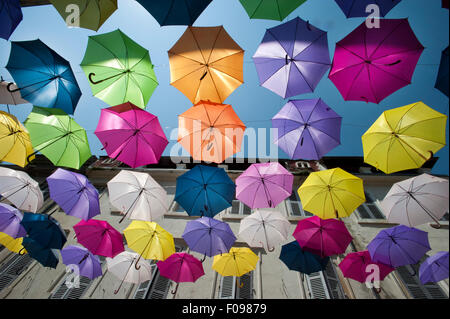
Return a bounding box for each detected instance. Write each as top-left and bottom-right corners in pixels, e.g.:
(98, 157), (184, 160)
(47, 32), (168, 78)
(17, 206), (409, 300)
(305, 271), (330, 299)
(0, 253), (33, 293)
(397, 265), (448, 299)
(323, 263), (345, 299)
(133, 264), (158, 299)
(219, 276), (236, 299)
(49, 275), (93, 299)
(236, 272), (254, 299)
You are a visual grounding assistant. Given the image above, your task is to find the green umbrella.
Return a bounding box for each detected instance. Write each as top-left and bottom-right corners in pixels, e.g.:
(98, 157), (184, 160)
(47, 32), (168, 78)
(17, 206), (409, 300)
(239, 0), (307, 21)
(80, 29), (158, 109)
(24, 107), (92, 170)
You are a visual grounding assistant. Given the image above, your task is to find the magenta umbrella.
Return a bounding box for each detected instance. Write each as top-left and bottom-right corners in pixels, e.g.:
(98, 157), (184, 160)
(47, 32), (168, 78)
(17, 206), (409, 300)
(329, 19), (424, 104)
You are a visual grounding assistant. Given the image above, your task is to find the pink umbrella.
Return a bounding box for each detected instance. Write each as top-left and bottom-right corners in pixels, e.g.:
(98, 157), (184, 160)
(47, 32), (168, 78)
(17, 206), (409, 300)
(293, 216), (353, 257)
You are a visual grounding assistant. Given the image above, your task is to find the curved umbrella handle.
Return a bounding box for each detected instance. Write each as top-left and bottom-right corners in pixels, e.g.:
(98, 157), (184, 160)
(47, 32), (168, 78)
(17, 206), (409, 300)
(171, 282), (180, 295)
(268, 246), (275, 253)
(236, 278), (244, 289)
(135, 256), (142, 270)
(89, 73), (102, 85)
(18, 248), (26, 255)
(200, 254), (207, 263)
(385, 60), (401, 66)
(6, 82), (20, 93)
(430, 222), (441, 229)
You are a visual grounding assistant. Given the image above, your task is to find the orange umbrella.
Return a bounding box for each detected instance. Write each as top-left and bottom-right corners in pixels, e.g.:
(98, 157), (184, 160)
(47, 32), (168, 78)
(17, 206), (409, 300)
(168, 26), (244, 104)
(178, 101), (246, 163)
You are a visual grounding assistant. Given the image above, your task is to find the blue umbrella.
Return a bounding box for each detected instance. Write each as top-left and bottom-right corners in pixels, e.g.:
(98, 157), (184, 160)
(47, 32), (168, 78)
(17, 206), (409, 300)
(279, 241), (330, 275)
(0, 0), (23, 40)
(5, 39), (82, 114)
(20, 212), (67, 250)
(20, 237), (59, 269)
(419, 251), (449, 284)
(435, 46), (449, 97)
(335, 0), (401, 18)
(175, 165), (235, 218)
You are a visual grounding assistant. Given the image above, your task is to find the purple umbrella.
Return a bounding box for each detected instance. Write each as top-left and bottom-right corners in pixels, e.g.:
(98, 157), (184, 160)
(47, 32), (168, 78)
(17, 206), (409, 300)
(252, 17), (331, 98)
(0, 203), (26, 238)
(335, 0), (402, 18)
(47, 168), (100, 221)
(61, 245), (103, 280)
(272, 99), (342, 160)
(419, 251), (449, 284)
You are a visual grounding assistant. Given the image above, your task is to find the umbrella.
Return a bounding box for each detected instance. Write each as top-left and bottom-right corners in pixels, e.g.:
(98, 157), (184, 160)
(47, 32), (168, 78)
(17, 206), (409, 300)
(0, 203), (26, 238)
(0, 111), (35, 167)
(293, 216), (353, 257)
(136, 0), (213, 26)
(362, 102), (447, 174)
(73, 219), (124, 258)
(279, 240), (330, 275)
(0, 0), (23, 40)
(272, 99), (342, 160)
(335, 0), (401, 18)
(47, 168), (101, 221)
(20, 237), (59, 268)
(80, 29), (158, 109)
(444, 0), (449, 9)
(212, 247), (259, 277)
(239, 0), (306, 21)
(178, 101), (246, 163)
(381, 174), (449, 228)
(236, 162), (293, 209)
(24, 106), (92, 170)
(0, 167), (43, 213)
(61, 245), (103, 280)
(297, 168), (365, 219)
(168, 26), (244, 104)
(0, 80), (28, 113)
(49, 0), (118, 31)
(367, 225), (431, 269)
(419, 251), (449, 284)
(0, 232), (26, 253)
(435, 46), (449, 97)
(252, 17), (331, 99)
(95, 102), (168, 168)
(175, 165), (235, 218)
(20, 212), (67, 250)
(239, 210), (290, 252)
(107, 170), (168, 223)
(182, 217), (236, 260)
(6, 39), (82, 114)
(329, 19), (424, 104)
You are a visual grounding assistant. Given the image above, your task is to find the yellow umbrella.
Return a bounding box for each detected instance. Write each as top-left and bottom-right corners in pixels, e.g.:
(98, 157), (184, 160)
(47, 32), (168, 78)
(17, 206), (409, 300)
(0, 111), (34, 167)
(298, 168), (365, 219)
(0, 232), (26, 254)
(362, 102), (447, 174)
(212, 247), (258, 277)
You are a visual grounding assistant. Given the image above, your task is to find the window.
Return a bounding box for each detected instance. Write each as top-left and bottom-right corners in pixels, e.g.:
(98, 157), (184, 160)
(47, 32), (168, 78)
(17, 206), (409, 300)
(229, 200), (252, 216)
(287, 192), (313, 217)
(441, 212), (449, 221)
(304, 262), (345, 299)
(396, 264), (448, 299)
(0, 253), (34, 293)
(357, 192), (385, 219)
(218, 272), (254, 299)
(170, 202), (186, 213)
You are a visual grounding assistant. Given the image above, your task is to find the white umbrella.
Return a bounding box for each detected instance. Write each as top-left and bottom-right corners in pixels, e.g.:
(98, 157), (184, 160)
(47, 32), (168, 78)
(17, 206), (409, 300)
(0, 80), (28, 112)
(238, 209), (291, 252)
(107, 170), (168, 223)
(0, 167), (43, 212)
(382, 174), (449, 228)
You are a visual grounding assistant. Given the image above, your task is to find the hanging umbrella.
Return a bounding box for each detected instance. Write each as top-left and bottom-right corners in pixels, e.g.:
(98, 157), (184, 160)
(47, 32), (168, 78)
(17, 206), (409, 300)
(47, 168), (100, 221)
(335, 0), (401, 18)
(444, 0), (449, 9)
(0, 167), (43, 213)
(61, 245), (103, 280)
(20, 212), (67, 250)
(362, 102), (447, 174)
(20, 237), (59, 268)
(297, 168), (365, 219)
(0, 0), (23, 40)
(0, 231), (26, 253)
(381, 174), (449, 229)
(73, 219), (124, 258)
(419, 251), (449, 285)
(80, 29), (158, 109)
(178, 101), (246, 163)
(272, 99), (342, 160)
(212, 247), (259, 277)
(182, 217), (236, 260)
(279, 240), (330, 275)
(6, 39), (82, 114)
(49, 0), (118, 31)
(95, 102), (168, 168)
(0, 203), (26, 239)
(0, 80), (28, 114)
(107, 170), (168, 223)
(435, 46), (449, 97)
(168, 26), (244, 104)
(136, 0), (212, 26)
(329, 19), (424, 104)
(24, 106), (92, 170)
(175, 165), (235, 218)
(239, 0), (306, 21)
(252, 17), (331, 99)
(293, 216), (353, 258)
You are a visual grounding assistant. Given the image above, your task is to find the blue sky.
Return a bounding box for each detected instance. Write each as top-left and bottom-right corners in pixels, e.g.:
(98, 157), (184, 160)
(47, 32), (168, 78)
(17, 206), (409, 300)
(1, 0), (448, 175)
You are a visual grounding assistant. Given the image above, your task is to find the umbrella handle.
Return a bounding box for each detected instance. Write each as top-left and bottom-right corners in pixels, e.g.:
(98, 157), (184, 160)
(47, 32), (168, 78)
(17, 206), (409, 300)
(430, 222), (441, 229)
(306, 20), (312, 31)
(171, 282), (180, 295)
(135, 256), (142, 270)
(200, 254), (207, 263)
(385, 60), (401, 66)
(18, 248), (26, 255)
(373, 287), (382, 294)
(200, 71), (208, 81)
(6, 82), (20, 93)
(236, 278), (244, 289)
(268, 246), (275, 253)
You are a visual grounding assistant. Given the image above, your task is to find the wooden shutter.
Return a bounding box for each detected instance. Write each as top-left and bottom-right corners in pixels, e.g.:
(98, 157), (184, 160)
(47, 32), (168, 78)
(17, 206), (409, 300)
(0, 253), (33, 293)
(219, 276), (236, 299)
(323, 263), (345, 299)
(397, 265), (448, 299)
(236, 272), (254, 299)
(305, 271), (330, 299)
(133, 264), (158, 299)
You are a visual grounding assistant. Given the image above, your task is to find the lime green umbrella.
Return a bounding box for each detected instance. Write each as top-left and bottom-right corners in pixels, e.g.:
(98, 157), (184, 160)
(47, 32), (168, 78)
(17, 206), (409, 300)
(80, 29), (158, 109)
(24, 107), (92, 170)
(239, 0), (307, 21)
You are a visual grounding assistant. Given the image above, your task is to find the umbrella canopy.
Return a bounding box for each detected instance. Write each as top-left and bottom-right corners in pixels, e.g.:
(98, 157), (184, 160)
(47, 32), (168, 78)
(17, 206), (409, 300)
(444, 0), (449, 9)
(236, 162), (293, 209)
(435, 46), (449, 97)
(24, 106), (92, 170)
(95, 102), (168, 168)
(335, 0), (402, 18)
(0, 0), (23, 40)
(47, 168), (100, 221)
(0, 167), (43, 213)
(157, 252), (205, 283)
(21, 237), (59, 268)
(61, 245), (103, 280)
(279, 240), (330, 275)
(20, 213), (67, 250)
(0, 203), (26, 239)
(252, 17), (331, 98)
(107, 170), (168, 223)
(212, 247), (259, 277)
(239, 0), (306, 21)
(293, 216), (353, 257)
(338, 250), (394, 283)
(136, 0), (213, 26)
(419, 251), (449, 285)
(80, 29), (158, 109)
(0, 80), (28, 106)
(49, 0), (118, 31)
(367, 225), (431, 268)
(6, 39), (82, 114)
(175, 165), (235, 218)
(168, 26), (244, 104)
(178, 101), (246, 164)
(182, 217), (236, 258)
(329, 19), (424, 104)
(381, 174), (449, 228)
(272, 99), (342, 160)
(298, 168), (365, 219)
(73, 219), (124, 258)
(362, 102), (447, 174)
(0, 231), (26, 253)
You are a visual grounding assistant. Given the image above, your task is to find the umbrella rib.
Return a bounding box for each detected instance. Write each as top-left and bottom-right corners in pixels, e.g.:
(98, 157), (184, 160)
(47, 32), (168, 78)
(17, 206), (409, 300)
(206, 27), (225, 65)
(368, 20), (408, 60)
(12, 43), (55, 75)
(209, 51), (244, 72)
(89, 37), (127, 70)
(249, 0), (265, 18)
(344, 64), (366, 101)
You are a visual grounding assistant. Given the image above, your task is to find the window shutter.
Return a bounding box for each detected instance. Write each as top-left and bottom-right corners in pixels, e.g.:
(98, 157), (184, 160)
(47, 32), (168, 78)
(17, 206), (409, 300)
(219, 276), (236, 299)
(323, 263), (345, 299)
(49, 275), (93, 299)
(236, 272), (253, 299)
(231, 201), (240, 215)
(305, 271), (330, 299)
(397, 265), (448, 299)
(147, 270), (171, 299)
(0, 253), (33, 293)
(133, 264), (158, 299)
